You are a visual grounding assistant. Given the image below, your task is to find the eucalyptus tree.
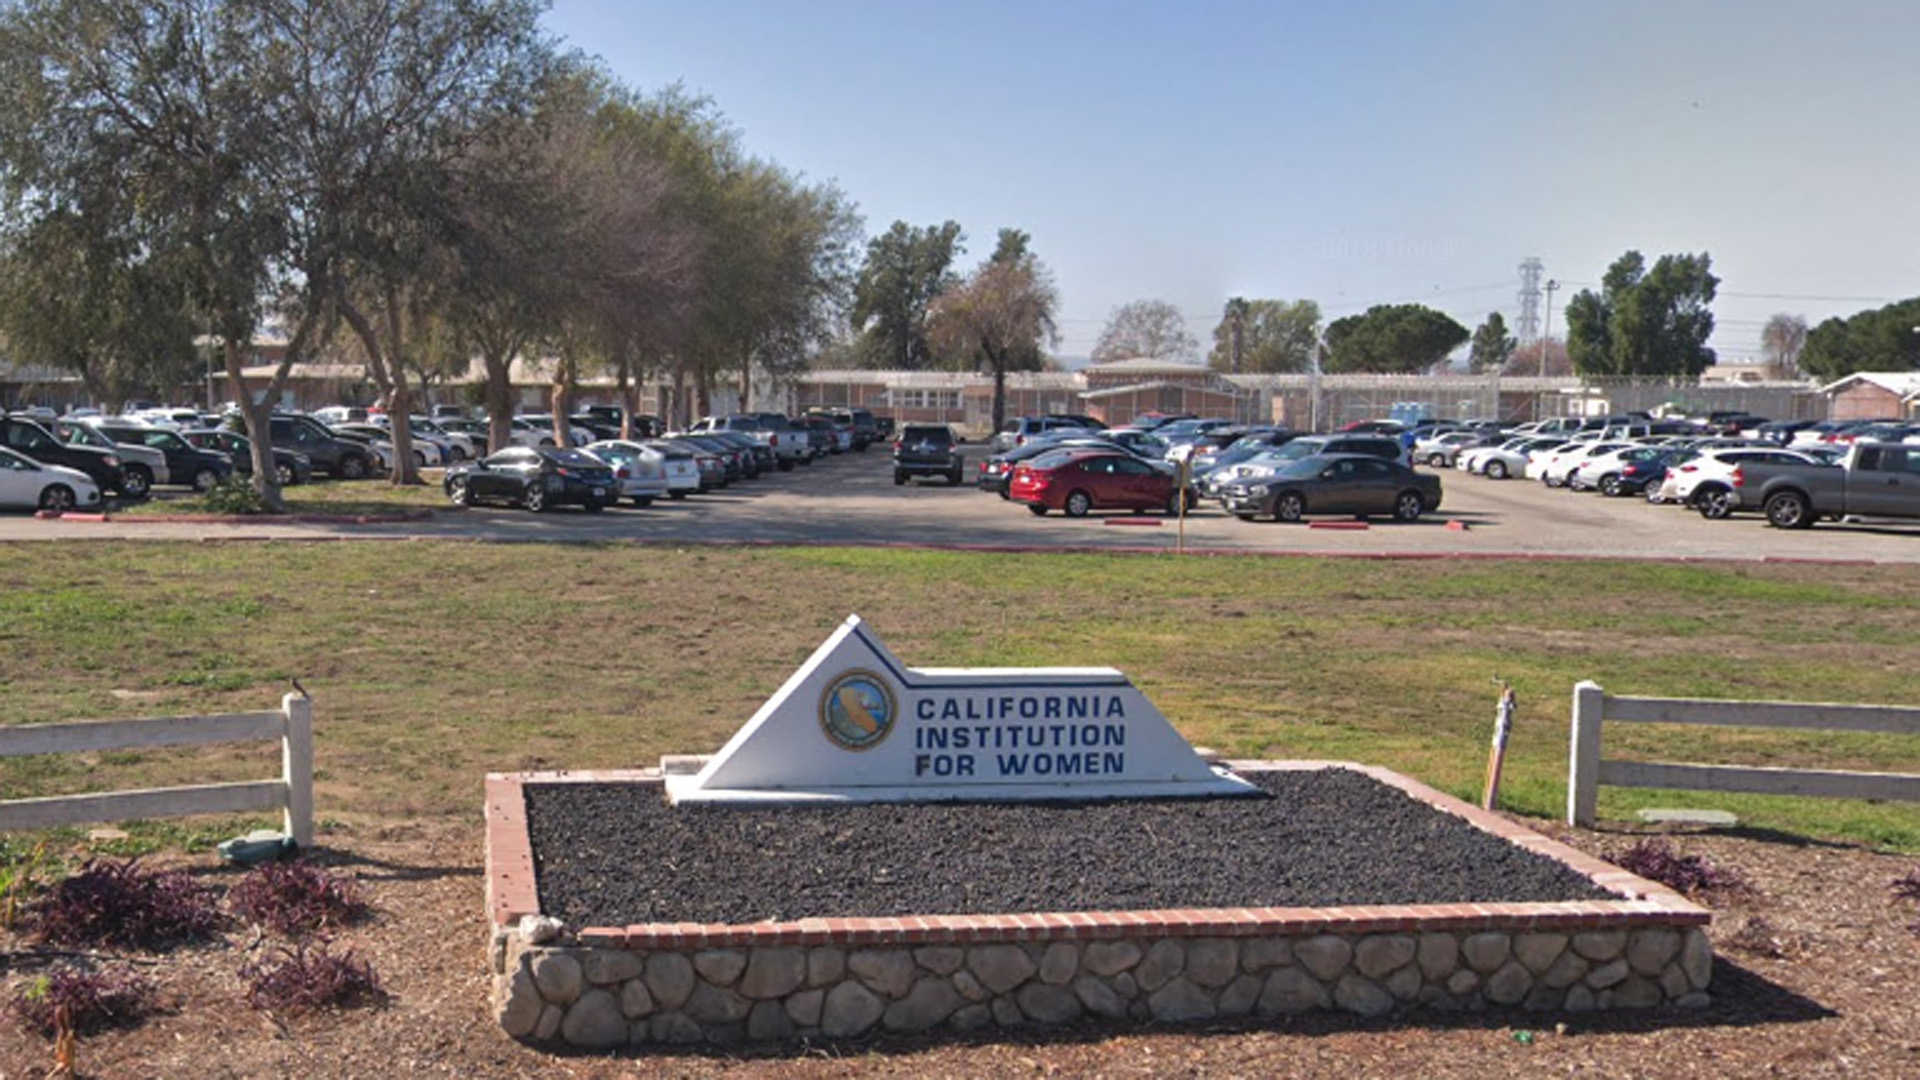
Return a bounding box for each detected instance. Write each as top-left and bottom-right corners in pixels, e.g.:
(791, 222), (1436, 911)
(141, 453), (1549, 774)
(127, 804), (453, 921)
(0, 0), (549, 503)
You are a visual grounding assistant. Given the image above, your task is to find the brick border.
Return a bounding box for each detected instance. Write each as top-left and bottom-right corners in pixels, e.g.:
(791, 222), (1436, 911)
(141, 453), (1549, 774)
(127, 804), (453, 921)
(483, 761), (1708, 950)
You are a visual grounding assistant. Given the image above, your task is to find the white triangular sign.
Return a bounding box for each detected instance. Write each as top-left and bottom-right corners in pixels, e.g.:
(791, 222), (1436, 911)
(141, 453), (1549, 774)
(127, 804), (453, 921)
(666, 615), (1256, 804)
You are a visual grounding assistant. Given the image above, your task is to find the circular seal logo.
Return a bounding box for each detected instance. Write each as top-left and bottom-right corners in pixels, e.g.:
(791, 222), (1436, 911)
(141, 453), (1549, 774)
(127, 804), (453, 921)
(819, 670), (896, 751)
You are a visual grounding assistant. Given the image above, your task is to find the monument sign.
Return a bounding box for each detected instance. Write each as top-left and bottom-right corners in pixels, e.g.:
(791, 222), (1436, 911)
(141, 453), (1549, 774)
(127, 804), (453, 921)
(666, 615), (1256, 803)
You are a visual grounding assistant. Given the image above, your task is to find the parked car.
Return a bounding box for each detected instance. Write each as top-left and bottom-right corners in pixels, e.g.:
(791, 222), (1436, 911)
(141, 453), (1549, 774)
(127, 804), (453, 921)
(249, 414), (374, 479)
(443, 447), (616, 512)
(1532, 441), (1630, 489)
(1217, 433), (1409, 485)
(2, 415), (129, 497)
(818, 407), (879, 451)
(1658, 446), (1828, 518)
(0, 445), (103, 511)
(1221, 454), (1442, 523)
(990, 415), (1095, 454)
(435, 417), (492, 455)
(1574, 445), (1681, 498)
(58, 420), (170, 493)
(180, 429), (312, 485)
(581, 440), (673, 506)
(657, 436), (728, 490)
(87, 421), (233, 491)
(892, 424), (965, 485)
(1007, 448), (1185, 518)
(1724, 441), (1920, 528)
(406, 417), (475, 460)
(1413, 431), (1488, 469)
(1462, 437), (1565, 479)
(804, 411), (855, 453)
(977, 435), (1168, 497)
(637, 440), (703, 498)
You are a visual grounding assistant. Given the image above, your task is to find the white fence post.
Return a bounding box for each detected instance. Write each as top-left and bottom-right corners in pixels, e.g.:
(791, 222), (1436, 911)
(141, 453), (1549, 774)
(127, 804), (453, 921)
(283, 693), (314, 847)
(1568, 680), (1605, 827)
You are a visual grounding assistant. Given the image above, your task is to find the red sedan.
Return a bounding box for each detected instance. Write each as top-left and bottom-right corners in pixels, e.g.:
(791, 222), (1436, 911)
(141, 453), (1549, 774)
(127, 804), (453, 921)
(1008, 449), (1184, 517)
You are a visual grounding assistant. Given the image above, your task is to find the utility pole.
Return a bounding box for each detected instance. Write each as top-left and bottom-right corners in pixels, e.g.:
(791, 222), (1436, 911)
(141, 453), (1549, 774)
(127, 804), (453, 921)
(1540, 279), (1560, 378)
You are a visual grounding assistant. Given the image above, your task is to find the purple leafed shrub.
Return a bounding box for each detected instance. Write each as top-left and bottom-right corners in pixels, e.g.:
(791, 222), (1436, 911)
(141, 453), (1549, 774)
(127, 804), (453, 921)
(227, 861), (371, 937)
(10, 966), (154, 1037)
(241, 941), (384, 1014)
(1890, 867), (1920, 903)
(1610, 839), (1746, 896)
(26, 859), (222, 948)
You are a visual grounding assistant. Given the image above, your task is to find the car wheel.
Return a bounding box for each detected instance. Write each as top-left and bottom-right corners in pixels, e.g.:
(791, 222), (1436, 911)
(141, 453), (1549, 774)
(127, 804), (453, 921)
(1273, 491), (1306, 523)
(632, 496), (653, 508)
(1695, 487), (1734, 520)
(413, 450), (427, 467)
(948, 468), (963, 485)
(1234, 513), (1256, 522)
(894, 470), (907, 486)
(1543, 473), (1563, 489)
(1428, 452), (1447, 467)
(120, 465), (152, 499)
(1392, 491), (1425, 522)
(583, 499), (605, 513)
(339, 454), (369, 480)
(274, 461), (296, 486)
(1027, 503), (1048, 516)
(1486, 461), (1508, 480)
(778, 458), (795, 472)
(668, 491), (688, 499)
(448, 477), (472, 506)
(1165, 491), (1184, 517)
(524, 485), (548, 512)
(1064, 490), (1093, 518)
(538, 439), (555, 448)
(1646, 488), (1665, 504)
(192, 467), (220, 492)
(1764, 490), (1815, 530)
(1598, 473), (1623, 497)
(38, 484), (76, 512)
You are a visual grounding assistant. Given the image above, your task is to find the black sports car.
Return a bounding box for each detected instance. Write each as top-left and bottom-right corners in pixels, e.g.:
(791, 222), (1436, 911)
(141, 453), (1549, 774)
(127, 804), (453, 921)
(443, 447), (617, 512)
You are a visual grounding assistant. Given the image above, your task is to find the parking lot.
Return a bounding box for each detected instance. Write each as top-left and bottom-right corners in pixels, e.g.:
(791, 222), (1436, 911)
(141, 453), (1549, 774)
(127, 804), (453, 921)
(9, 446), (1920, 563)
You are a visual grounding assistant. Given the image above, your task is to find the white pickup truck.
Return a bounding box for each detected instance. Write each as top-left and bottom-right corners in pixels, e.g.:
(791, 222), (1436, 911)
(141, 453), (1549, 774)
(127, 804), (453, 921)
(1728, 441), (1920, 528)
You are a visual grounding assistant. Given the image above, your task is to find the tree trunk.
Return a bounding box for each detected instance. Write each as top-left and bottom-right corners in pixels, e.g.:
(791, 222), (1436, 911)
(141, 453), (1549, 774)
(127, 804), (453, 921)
(338, 294), (418, 484)
(988, 343), (1009, 436)
(225, 338), (284, 513)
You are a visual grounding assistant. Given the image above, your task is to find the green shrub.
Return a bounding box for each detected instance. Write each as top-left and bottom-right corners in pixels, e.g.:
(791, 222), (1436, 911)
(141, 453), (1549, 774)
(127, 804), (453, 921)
(201, 478), (269, 515)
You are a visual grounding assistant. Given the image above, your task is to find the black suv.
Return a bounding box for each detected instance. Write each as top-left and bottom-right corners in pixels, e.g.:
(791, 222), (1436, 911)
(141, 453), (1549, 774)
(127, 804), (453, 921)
(2, 415), (129, 496)
(261, 415), (373, 479)
(92, 422), (234, 491)
(893, 424), (964, 485)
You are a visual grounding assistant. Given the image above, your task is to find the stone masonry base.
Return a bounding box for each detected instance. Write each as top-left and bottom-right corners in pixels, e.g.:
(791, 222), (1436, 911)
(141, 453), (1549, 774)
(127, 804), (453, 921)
(485, 762), (1712, 1049)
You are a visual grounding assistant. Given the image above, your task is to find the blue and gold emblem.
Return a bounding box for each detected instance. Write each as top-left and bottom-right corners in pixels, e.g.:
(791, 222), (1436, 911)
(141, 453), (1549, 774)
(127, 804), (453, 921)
(819, 669), (896, 751)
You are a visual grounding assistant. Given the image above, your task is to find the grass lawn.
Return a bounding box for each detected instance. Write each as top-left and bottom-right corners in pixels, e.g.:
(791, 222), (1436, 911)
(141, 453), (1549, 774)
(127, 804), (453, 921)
(110, 475), (449, 517)
(3, 543), (1919, 852)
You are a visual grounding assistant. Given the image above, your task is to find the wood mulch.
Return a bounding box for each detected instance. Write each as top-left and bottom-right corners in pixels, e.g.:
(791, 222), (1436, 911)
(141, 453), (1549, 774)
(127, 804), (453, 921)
(3, 817), (1918, 1079)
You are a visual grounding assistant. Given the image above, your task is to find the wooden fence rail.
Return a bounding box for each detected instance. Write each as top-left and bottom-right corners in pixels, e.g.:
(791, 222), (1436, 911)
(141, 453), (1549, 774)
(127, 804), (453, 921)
(1566, 680), (1920, 826)
(0, 693), (313, 846)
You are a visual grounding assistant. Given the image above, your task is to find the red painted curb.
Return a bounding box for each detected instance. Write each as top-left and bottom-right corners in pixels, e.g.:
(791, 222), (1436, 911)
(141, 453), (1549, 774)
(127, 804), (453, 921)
(1308, 521), (1370, 531)
(1104, 518), (1163, 527)
(35, 511), (109, 522)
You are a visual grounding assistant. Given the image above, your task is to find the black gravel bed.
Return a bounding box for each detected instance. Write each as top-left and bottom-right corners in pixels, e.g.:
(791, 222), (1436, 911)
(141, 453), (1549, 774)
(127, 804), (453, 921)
(522, 768), (1617, 929)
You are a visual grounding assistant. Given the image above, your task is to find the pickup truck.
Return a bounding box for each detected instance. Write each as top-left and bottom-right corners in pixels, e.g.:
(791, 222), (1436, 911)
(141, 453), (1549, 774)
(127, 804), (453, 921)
(688, 414), (806, 470)
(1729, 441), (1920, 528)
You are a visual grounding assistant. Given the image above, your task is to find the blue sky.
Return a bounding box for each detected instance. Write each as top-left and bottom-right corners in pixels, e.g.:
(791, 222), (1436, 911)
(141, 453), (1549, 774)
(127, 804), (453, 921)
(542, 0), (1920, 361)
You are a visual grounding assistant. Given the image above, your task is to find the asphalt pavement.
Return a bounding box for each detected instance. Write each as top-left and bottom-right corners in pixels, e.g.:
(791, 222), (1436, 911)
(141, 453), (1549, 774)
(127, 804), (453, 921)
(4, 449), (1919, 564)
